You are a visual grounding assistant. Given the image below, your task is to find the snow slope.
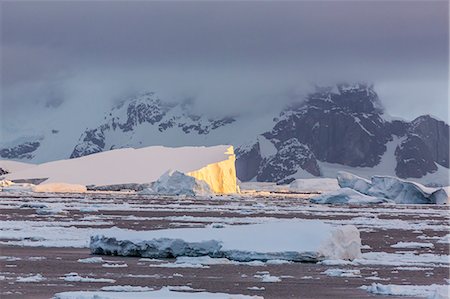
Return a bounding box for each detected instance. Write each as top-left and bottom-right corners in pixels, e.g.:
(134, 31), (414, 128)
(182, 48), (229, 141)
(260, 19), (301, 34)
(5, 145), (238, 193)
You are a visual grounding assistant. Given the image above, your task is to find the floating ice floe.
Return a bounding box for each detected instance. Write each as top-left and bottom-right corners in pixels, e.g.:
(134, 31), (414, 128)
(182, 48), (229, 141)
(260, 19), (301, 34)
(361, 283), (449, 299)
(139, 170), (212, 196)
(77, 257), (105, 263)
(90, 219), (362, 262)
(60, 272), (115, 283)
(16, 274), (45, 282)
(311, 188), (387, 204)
(391, 242), (434, 249)
(322, 268), (361, 278)
(53, 287), (263, 299)
(336, 171), (449, 204)
(100, 285), (154, 292)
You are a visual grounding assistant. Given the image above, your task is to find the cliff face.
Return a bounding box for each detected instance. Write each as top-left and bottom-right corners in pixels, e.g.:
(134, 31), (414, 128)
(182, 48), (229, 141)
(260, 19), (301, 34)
(188, 146), (239, 194)
(236, 83), (449, 184)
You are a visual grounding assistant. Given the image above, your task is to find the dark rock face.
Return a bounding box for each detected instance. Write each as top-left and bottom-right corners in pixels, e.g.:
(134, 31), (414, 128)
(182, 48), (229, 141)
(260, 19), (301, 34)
(264, 83), (390, 167)
(409, 115), (449, 168)
(257, 138), (320, 183)
(395, 134), (437, 178)
(70, 93), (236, 158)
(0, 167), (9, 176)
(236, 83), (449, 182)
(0, 141), (40, 160)
(235, 142), (262, 182)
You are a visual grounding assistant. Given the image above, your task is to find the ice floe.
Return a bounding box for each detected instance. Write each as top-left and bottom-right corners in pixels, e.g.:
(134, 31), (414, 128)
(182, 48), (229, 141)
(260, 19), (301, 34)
(53, 287), (263, 299)
(391, 242), (434, 249)
(361, 283), (449, 298)
(90, 219), (362, 262)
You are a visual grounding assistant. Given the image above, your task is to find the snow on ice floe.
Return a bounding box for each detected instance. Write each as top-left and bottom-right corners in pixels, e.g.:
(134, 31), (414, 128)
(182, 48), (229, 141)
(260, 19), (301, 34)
(90, 219), (362, 262)
(60, 272), (115, 283)
(100, 285), (154, 292)
(77, 257), (105, 263)
(336, 171), (449, 204)
(139, 170), (212, 196)
(4, 145), (238, 194)
(254, 272), (281, 282)
(53, 287), (263, 299)
(391, 242), (434, 249)
(322, 268), (361, 278)
(16, 274), (45, 282)
(361, 283), (449, 299)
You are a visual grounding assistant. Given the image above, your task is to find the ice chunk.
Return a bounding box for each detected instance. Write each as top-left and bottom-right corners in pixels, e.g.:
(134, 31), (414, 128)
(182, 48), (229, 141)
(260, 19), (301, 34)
(322, 268), (361, 277)
(16, 274), (45, 282)
(391, 242), (434, 249)
(90, 220), (362, 262)
(337, 171), (449, 204)
(337, 171), (372, 194)
(139, 170), (212, 196)
(311, 188), (387, 205)
(368, 176), (447, 204)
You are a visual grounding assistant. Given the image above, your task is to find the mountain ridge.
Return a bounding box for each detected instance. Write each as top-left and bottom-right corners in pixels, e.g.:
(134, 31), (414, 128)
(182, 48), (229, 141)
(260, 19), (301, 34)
(1, 83), (448, 185)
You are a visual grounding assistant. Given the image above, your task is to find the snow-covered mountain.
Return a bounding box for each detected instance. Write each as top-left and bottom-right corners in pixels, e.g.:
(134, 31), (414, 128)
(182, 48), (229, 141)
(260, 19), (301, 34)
(236, 83), (449, 185)
(0, 92), (276, 163)
(1, 83), (448, 185)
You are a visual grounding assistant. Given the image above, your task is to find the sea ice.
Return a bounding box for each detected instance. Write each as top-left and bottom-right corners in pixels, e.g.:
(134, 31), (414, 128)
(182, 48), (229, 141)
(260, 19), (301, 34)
(361, 283), (449, 298)
(90, 219), (362, 262)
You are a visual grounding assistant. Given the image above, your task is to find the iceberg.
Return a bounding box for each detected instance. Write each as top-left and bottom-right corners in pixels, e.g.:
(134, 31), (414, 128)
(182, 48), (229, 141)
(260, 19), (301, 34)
(5, 145), (239, 194)
(289, 178), (340, 193)
(336, 171), (448, 204)
(139, 170), (212, 196)
(90, 219), (362, 262)
(311, 188), (387, 205)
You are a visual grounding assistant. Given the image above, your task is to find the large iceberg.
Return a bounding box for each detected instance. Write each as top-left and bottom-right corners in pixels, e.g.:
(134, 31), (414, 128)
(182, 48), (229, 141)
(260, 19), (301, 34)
(336, 171), (448, 204)
(311, 188), (387, 205)
(4, 145), (238, 194)
(90, 220), (362, 262)
(139, 170), (212, 196)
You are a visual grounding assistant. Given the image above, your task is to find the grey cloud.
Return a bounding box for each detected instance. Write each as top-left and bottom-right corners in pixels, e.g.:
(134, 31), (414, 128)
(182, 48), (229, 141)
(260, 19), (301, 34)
(1, 0), (448, 131)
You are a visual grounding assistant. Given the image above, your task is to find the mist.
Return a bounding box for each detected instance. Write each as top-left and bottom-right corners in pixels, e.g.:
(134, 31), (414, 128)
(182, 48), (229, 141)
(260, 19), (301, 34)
(1, 0), (448, 141)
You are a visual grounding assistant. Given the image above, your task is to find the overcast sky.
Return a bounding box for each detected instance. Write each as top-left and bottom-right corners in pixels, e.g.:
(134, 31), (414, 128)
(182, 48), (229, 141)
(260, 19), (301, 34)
(1, 1), (448, 137)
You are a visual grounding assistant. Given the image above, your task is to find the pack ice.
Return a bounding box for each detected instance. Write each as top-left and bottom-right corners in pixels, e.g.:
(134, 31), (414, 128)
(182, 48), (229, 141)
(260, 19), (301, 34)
(313, 171), (449, 204)
(90, 219), (362, 262)
(2, 145), (238, 194)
